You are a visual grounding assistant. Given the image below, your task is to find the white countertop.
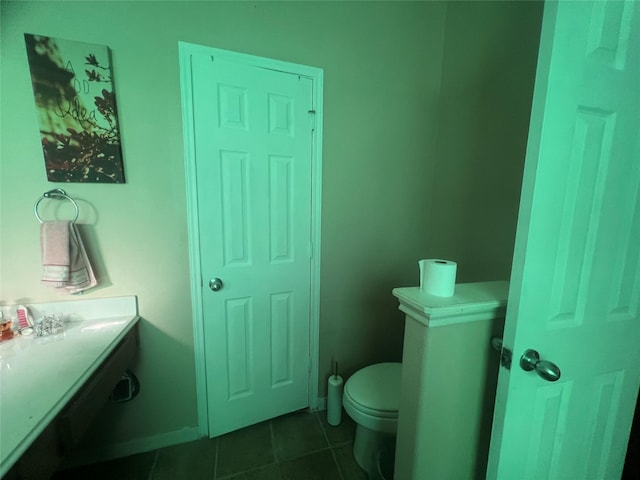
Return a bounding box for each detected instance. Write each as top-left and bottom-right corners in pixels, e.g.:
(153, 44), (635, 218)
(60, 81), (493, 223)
(393, 280), (509, 327)
(0, 296), (139, 477)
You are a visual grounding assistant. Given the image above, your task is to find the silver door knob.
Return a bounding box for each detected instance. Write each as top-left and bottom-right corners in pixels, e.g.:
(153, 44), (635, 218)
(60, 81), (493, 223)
(520, 349), (561, 382)
(209, 278), (223, 292)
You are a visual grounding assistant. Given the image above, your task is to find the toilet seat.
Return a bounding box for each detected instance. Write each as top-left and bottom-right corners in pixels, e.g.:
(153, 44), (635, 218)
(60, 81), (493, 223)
(344, 362), (401, 413)
(343, 363), (401, 433)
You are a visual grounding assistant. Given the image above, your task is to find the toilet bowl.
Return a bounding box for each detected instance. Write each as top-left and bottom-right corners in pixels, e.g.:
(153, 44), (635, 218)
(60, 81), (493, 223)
(343, 362), (402, 476)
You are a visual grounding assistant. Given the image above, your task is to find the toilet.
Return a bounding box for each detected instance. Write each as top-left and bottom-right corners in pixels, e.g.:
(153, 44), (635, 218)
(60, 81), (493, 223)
(343, 362), (402, 476)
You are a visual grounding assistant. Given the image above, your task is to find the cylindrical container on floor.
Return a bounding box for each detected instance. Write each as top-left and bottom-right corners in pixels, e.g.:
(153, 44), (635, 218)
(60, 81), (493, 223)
(327, 374), (344, 426)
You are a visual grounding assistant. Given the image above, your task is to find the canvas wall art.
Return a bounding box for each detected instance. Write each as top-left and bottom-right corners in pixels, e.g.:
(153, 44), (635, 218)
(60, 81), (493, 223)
(24, 34), (125, 183)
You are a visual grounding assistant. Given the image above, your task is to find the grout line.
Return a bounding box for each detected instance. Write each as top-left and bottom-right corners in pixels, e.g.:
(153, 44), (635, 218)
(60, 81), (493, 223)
(279, 445), (332, 463)
(147, 450), (160, 480)
(269, 418), (280, 463)
(328, 447), (346, 480)
(316, 411), (331, 444)
(316, 412), (346, 480)
(213, 435), (220, 480)
(216, 461), (280, 480)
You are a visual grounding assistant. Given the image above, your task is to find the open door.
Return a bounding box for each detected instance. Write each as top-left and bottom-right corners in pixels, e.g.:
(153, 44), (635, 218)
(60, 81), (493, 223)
(488, 1), (640, 478)
(180, 43), (324, 437)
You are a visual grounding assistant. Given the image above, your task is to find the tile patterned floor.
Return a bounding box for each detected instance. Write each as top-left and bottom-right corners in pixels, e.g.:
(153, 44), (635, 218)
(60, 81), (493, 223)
(52, 410), (368, 480)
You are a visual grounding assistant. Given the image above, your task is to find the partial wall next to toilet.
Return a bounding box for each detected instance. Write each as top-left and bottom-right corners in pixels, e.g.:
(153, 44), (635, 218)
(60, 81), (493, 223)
(428, 1), (544, 280)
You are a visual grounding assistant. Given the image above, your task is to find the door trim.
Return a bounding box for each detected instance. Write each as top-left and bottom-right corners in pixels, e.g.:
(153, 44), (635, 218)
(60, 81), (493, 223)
(178, 42), (323, 437)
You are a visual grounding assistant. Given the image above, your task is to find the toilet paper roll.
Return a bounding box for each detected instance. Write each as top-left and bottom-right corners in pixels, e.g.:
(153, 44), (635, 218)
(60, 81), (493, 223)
(419, 259), (457, 297)
(327, 375), (344, 426)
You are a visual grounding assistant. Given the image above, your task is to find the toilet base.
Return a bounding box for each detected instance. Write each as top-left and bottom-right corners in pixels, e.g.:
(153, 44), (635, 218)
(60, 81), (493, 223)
(353, 424), (395, 476)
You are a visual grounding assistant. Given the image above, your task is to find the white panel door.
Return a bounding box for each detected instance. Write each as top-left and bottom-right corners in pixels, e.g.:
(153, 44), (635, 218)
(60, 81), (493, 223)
(488, 1), (640, 478)
(191, 54), (314, 437)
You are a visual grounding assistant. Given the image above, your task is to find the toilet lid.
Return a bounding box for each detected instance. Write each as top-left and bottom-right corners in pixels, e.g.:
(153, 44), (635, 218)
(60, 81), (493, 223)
(344, 362), (401, 413)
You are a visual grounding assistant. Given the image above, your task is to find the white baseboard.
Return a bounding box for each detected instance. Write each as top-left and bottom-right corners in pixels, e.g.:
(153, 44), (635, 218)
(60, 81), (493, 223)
(61, 426), (201, 469)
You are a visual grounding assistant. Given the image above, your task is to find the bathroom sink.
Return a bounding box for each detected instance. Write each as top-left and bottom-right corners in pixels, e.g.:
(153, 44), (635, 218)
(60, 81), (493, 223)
(0, 296), (139, 478)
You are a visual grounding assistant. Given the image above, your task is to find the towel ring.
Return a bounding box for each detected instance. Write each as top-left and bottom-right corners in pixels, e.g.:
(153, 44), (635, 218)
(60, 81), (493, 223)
(34, 189), (79, 224)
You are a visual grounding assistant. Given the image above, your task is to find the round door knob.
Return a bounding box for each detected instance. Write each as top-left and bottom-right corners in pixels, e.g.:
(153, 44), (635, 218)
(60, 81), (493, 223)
(520, 349), (561, 382)
(209, 278), (223, 292)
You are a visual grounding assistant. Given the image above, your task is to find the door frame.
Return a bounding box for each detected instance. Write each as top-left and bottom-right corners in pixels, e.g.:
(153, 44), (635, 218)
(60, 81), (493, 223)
(178, 42), (323, 437)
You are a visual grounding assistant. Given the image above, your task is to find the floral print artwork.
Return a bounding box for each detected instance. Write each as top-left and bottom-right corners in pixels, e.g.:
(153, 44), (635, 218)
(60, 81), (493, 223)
(24, 34), (125, 183)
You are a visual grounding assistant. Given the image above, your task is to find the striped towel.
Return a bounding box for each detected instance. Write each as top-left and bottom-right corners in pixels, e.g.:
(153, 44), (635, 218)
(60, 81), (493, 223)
(41, 221), (97, 294)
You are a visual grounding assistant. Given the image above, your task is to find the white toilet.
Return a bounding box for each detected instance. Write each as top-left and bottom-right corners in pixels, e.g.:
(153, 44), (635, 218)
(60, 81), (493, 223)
(343, 362), (402, 476)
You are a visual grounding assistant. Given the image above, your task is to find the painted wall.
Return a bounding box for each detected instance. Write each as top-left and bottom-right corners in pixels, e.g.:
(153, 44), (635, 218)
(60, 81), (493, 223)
(0, 0), (541, 460)
(430, 0), (543, 281)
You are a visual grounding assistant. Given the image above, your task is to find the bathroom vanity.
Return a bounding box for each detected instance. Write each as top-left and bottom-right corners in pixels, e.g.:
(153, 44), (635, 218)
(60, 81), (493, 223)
(393, 281), (509, 480)
(0, 296), (139, 479)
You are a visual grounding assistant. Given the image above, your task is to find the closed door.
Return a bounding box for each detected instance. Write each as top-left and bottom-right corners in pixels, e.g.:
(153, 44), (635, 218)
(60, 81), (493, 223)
(488, 1), (640, 478)
(190, 52), (316, 437)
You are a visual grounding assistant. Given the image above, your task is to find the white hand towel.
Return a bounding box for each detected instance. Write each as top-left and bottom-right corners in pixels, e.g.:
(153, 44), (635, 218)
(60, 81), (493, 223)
(41, 221), (97, 294)
(41, 221), (71, 286)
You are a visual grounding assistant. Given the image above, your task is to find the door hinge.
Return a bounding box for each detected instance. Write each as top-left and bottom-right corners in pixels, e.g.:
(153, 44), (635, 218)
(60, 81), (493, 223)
(491, 336), (512, 370)
(308, 109), (316, 132)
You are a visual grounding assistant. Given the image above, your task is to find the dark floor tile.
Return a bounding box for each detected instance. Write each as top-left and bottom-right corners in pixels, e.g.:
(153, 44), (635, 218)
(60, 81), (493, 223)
(52, 451), (156, 480)
(272, 411), (328, 461)
(151, 437), (217, 479)
(221, 464), (282, 480)
(279, 449), (341, 480)
(319, 409), (356, 446)
(217, 421), (275, 478)
(332, 444), (367, 480)
(52, 411), (351, 480)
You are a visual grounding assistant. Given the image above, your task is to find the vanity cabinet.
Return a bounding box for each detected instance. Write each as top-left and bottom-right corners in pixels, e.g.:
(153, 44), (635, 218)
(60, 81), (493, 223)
(60, 325), (138, 451)
(0, 296), (140, 480)
(3, 325), (138, 480)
